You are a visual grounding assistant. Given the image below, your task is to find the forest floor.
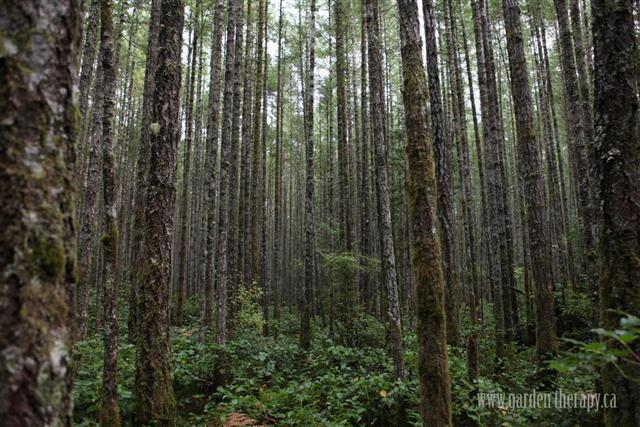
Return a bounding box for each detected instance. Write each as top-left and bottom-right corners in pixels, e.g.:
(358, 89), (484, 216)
(73, 295), (601, 426)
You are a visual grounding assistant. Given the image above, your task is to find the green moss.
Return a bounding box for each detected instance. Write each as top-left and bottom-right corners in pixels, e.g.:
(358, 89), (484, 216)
(31, 234), (65, 280)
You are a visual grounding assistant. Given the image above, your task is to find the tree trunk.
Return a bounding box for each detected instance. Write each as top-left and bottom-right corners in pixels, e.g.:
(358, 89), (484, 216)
(365, 0), (404, 380)
(201, 0), (226, 341)
(336, 0), (354, 252)
(301, 0), (317, 350)
(592, 0), (640, 424)
(0, 0), (80, 424)
(359, 2), (372, 314)
(447, 0), (479, 381)
(129, 0), (161, 344)
(176, 2), (200, 326)
(133, 0), (183, 423)
(502, 0), (558, 362)
(553, 0), (598, 298)
(396, 0), (452, 423)
(215, 0), (241, 345)
(98, 0), (120, 424)
(471, 0), (505, 368)
(422, 0), (460, 347)
(251, 0), (266, 285)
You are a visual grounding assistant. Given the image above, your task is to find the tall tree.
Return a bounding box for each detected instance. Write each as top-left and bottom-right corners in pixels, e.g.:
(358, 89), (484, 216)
(129, 0), (161, 344)
(501, 0), (557, 361)
(359, 0), (372, 313)
(0, 0), (80, 423)
(336, 0), (354, 252)
(592, 0), (640, 424)
(202, 0), (226, 340)
(273, 0), (285, 320)
(251, 0), (267, 284)
(422, 0), (460, 347)
(396, 0), (452, 423)
(446, 0), (479, 380)
(176, 2), (201, 326)
(133, 0), (183, 423)
(227, 0), (246, 329)
(553, 0), (598, 296)
(471, 0), (506, 366)
(98, 0), (121, 424)
(301, 0), (317, 350)
(215, 0), (241, 345)
(365, 0), (404, 380)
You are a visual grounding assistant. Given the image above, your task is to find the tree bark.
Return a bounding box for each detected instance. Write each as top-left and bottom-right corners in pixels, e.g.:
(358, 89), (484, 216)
(502, 0), (558, 361)
(98, 0), (120, 424)
(593, 0), (640, 424)
(201, 0), (226, 341)
(396, 0), (452, 423)
(215, 0), (241, 345)
(175, 2), (200, 326)
(422, 0), (460, 347)
(133, 0), (183, 423)
(365, 0), (404, 380)
(0, 0), (80, 424)
(301, 0), (317, 350)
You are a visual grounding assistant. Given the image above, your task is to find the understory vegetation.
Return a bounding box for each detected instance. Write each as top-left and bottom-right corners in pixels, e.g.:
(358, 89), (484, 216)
(73, 288), (616, 426)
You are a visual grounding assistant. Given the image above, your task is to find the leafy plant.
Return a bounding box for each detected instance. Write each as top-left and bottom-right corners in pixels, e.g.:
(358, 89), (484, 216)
(550, 312), (640, 376)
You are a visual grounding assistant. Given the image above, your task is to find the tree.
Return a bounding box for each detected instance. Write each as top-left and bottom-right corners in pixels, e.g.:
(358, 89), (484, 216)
(335, 0), (354, 252)
(0, 0), (80, 423)
(215, 0), (242, 345)
(202, 0), (226, 340)
(592, 0), (640, 424)
(129, 0), (161, 344)
(98, 0), (121, 423)
(133, 0), (183, 423)
(422, 0), (460, 347)
(176, 1), (201, 326)
(365, 0), (404, 380)
(301, 0), (317, 350)
(501, 0), (557, 362)
(396, 0), (452, 423)
(471, 0), (506, 367)
(251, 0), (267, 284)
(553, 0), (598, 297)
(76, 0), (101, 340)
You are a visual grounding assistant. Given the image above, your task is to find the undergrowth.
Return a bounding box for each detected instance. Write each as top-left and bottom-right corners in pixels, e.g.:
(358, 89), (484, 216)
(74, 299), (602, 426)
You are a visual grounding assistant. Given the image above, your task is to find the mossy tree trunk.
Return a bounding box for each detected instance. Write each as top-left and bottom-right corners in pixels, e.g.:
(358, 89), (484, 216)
(396, 0), (452, 423)
(133, 0), (183, 424)
(129, 0), (160, 344)
(227, 0), (246, 334)
(0, 0), (80, 424)
(422, 0), (460, 348)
